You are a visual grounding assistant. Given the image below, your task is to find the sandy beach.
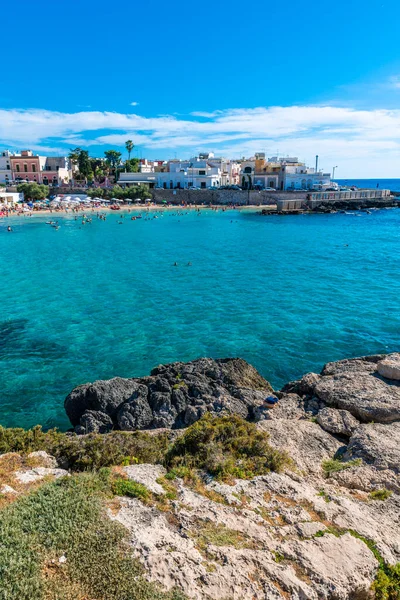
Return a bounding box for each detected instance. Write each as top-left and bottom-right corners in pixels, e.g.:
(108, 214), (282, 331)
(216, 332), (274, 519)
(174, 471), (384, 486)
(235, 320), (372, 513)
(0, 204), (274, 219)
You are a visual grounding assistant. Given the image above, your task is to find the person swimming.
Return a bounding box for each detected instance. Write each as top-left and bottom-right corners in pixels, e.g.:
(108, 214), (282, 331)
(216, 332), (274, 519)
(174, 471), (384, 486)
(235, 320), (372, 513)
(173, 262), (178, 266)
(7, 226), (12, 232)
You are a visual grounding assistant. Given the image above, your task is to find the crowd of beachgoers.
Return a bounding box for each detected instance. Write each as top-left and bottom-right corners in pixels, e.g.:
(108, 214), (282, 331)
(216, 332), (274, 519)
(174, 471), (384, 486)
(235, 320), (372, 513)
(0, 200), (246, 220)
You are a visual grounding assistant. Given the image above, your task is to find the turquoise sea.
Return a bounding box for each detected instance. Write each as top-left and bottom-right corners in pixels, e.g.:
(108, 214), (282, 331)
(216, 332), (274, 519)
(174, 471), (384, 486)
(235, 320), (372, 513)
(0, 206), (399, 430)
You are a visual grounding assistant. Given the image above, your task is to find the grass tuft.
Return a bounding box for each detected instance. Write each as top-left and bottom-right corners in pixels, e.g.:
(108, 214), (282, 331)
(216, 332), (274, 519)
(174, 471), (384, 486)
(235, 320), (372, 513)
(164, 414), (290, 482)
(369, 489), (393, 501)
(322, 458), (362, 477)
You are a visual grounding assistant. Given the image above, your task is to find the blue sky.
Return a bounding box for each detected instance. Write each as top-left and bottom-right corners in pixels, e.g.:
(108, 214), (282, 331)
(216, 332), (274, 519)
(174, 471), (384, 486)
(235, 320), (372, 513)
(1, 0), (400, 176)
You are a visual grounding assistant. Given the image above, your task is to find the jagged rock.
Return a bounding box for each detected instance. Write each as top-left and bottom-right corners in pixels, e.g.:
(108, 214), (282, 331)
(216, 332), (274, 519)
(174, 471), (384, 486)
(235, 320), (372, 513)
(257, 420), (342, 474)
(0, 484), (18, 495)
(332, 464), (400, 495)
(321, 355), (384, 376)
(317, 408), (359, 437)
(254, 394), (307, 421)
(344, 422), (400, 472)
(117, 396), (153, 430)
(14, 467), (69, 484)
(77, 410), (114, 434)
(65, 358), (272, 433)
(65, 377), (143, 426)
(314, 369), (400, 423)
(110, 467), (392, 600)
(123, 464), (167, 495)
(377, 353), (400, 380)
(27, 451), (58, 468)
(281, 372), (321, 397)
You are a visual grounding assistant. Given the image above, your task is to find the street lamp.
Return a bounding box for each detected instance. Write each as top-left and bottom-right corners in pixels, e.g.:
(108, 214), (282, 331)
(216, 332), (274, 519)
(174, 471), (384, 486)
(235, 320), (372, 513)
(332, 166), (338, 180)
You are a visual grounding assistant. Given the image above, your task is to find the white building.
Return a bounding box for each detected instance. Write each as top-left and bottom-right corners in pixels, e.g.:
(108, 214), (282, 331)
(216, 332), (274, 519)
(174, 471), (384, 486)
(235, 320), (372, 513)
(0, 191), (22, 205)
(278, 164), (331, 191)
(0, 150), (12, 185)
(119, 155), (231, 189)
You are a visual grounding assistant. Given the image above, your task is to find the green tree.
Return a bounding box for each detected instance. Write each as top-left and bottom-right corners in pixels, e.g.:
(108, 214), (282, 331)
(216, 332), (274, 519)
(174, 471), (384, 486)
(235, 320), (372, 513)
(125, 140), (134, 160)
(86, 187), (104, 198)
(124, 158), (140, 173)
(68, 147), (81, 171)
(17, 182), (49, 200)
(104, 150), (122, 182)
(78, 150), (93, 181)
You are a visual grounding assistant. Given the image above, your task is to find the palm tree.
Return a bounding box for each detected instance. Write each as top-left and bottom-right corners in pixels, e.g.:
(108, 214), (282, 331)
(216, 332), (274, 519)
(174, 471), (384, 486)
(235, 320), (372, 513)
(125, 140), (134, 161)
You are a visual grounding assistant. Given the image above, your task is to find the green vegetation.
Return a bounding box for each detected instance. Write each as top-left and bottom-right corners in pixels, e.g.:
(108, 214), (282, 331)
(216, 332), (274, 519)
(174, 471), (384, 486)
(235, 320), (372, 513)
(164, 414), (290, 482)
(16, 182), (49, 199)
(86, 183), (151, 201)
(322, 457), (362, 477)
(112, 478), (151, 501)
(0, 426), (169, 471)
(273, 552), (285, 563)
(369, 488), (393, 501)
(317, 489), (331, 502)
(191, 520), (255, 553)
(0, 471), (186, 600)
(125, 140), (134, 161)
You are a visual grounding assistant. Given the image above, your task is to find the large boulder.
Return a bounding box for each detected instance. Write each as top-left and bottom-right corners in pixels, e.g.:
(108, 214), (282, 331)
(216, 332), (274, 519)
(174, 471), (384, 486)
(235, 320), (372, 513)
(344, 422), (400, 473)
(65, 358), (272, 433)
(316, 407), (359, 437)
(377, 353), (400, 381)
(257, 420), (342, 474)
(65, 377), (143, 426)
(314, 361), (400, 423)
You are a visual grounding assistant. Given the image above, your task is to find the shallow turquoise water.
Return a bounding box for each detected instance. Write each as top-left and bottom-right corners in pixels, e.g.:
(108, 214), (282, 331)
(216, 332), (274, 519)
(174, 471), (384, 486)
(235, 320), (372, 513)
(0, 207), (399, 430)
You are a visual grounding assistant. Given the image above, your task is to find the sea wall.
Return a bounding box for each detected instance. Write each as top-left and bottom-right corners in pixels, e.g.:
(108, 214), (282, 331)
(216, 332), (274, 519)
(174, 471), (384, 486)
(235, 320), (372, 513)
(151, 188), (284, 205)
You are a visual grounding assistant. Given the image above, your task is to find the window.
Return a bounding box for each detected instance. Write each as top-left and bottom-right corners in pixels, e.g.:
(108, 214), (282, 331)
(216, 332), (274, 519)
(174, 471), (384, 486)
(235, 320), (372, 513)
(24, 164), (28, 172)
(32, 164), (36, 172)
(244, 166), (252, 174)
(15, 164), (20, 172)
(200, 182), (206, 189)
(199, 170), (206, 175)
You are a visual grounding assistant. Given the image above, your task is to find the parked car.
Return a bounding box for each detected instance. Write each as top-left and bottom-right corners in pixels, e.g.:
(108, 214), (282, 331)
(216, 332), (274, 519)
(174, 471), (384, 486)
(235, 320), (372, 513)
(264, 187), (277, 191)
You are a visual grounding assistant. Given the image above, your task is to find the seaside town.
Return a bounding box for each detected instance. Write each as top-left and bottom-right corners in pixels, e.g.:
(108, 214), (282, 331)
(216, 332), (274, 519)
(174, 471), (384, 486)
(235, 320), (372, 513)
(0, 146), (395, 214)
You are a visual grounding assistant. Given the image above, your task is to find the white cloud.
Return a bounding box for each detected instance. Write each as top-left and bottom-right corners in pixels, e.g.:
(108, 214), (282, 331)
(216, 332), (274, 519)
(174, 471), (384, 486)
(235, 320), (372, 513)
(2, 105), (400, 175)
(130, 101), (139, 106)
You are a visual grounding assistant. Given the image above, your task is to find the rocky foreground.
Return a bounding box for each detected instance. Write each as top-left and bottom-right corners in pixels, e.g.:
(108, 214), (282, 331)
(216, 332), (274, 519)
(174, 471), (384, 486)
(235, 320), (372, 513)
(1, 353), (400, 599)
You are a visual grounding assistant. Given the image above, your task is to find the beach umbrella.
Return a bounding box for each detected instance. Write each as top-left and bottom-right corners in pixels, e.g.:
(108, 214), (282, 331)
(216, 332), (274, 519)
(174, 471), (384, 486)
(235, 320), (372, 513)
(145, 198), (152, 202)
(134, 198), (142, 203)
(162, 200), (167, 203)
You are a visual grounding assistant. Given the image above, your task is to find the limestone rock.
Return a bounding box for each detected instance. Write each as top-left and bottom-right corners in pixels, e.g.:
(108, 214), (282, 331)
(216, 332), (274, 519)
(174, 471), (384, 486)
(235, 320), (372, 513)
(344, 422), (400, 472)
(317, 407), (359, 437)
(321, 355), (384, 376)
(14, 467), (69, 484)
(123, 464), (167, 495)
(377, 353), (400, 380)
(314, 371), (400, 423)
(110, 467), (391, 600)
(254, 393), (306, 421)
(0, 484), (18, 495)
(27, 451), (58, 468)
(281, 372), (321, 397)
(257, 419), (342, 474)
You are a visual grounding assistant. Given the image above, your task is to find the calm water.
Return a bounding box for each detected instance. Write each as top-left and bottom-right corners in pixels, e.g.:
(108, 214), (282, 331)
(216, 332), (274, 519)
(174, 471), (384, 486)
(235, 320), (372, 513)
(0, 207), (399, 430)
(335, 178), (400, 191)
